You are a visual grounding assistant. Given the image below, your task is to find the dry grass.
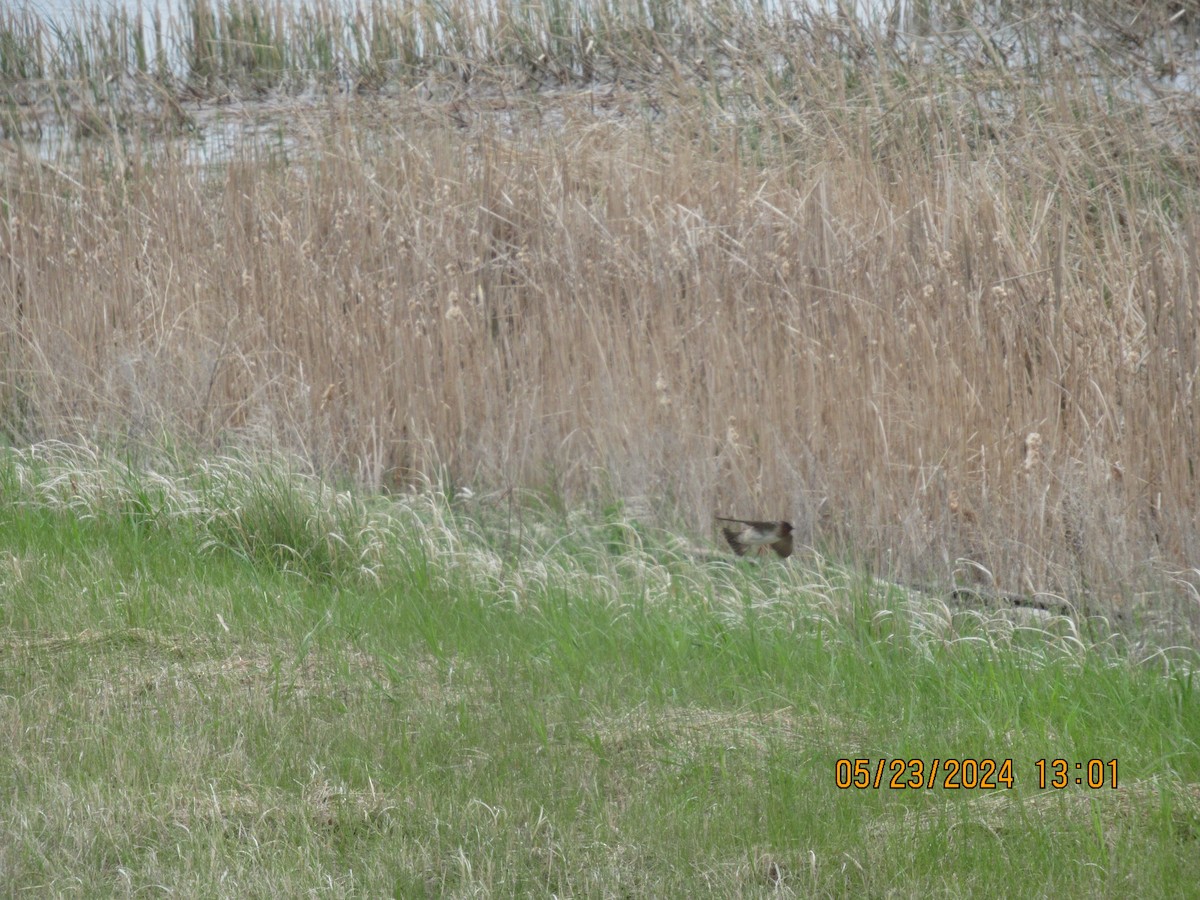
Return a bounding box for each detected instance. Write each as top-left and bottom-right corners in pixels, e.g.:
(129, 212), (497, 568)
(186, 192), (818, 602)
(4, 2), (1200, 621)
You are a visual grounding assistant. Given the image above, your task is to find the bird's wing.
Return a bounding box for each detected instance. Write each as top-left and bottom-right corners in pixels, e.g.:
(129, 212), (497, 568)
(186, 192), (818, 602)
(721, 528), (750, 555)
(715, 516), (772, 529)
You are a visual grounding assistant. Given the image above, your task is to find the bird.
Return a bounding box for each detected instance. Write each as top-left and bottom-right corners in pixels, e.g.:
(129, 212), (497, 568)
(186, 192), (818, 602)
(716, 517), (794, 559)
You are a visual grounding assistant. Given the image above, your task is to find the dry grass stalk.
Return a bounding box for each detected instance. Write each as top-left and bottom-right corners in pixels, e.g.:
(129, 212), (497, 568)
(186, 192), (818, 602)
(3, 9), (1200, 618)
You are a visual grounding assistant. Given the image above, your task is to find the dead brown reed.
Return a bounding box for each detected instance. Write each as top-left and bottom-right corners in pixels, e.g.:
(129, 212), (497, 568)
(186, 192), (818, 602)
(4, 6), (1200, 618)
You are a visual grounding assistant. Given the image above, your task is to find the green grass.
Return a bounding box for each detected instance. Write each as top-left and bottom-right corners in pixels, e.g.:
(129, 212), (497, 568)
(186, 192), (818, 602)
(1, 444), (1198, 896)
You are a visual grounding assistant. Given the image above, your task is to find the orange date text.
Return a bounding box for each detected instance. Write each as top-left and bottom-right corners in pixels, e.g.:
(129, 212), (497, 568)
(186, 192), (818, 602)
(834, 758), (1015, 790)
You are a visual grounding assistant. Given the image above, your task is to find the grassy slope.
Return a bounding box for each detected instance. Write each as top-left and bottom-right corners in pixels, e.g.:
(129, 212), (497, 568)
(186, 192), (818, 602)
(1, 448), (1197, 897)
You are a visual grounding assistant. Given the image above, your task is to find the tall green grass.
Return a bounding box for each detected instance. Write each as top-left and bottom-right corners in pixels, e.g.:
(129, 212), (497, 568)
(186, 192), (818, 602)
(1, 444), (1197, 895)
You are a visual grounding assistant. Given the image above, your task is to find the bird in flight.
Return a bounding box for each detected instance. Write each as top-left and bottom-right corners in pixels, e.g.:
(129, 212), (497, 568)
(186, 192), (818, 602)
(716, 517), (794, 559)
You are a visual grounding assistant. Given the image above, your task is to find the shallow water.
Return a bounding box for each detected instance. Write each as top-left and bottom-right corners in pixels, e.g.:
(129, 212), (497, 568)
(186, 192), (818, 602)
(16, 0), (894, 24)
(9, 0), (1200, 165)
(17, 0), (177, 23)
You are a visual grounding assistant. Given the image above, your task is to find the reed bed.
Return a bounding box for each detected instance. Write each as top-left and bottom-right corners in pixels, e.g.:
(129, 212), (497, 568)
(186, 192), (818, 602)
(3, 0), (1200, 626)
(3, 0), (1196, 119)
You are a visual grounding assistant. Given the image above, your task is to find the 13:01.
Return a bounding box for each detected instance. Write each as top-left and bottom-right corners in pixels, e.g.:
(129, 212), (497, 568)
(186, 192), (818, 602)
(1035, 759), (1118, 789)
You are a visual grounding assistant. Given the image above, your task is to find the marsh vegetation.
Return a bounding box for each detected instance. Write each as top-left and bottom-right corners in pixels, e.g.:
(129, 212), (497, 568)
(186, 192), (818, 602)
(4, 3), (1200, 892)
(4, 0), (1200, 624)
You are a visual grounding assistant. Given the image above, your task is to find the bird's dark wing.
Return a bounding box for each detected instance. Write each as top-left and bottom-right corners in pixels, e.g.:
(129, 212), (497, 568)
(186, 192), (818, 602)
(721, 527), (750, 555)
(715, 516), (776, 531)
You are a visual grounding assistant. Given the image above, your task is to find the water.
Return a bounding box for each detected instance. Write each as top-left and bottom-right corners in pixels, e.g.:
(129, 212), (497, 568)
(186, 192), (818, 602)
(9, 0), (1200, 163)
(18, 0), (181, 20)
(16, 0), (904, 23)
